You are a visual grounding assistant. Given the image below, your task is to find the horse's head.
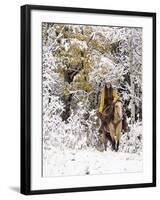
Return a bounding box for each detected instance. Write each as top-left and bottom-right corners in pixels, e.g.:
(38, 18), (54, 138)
(114, 102), (123, 119)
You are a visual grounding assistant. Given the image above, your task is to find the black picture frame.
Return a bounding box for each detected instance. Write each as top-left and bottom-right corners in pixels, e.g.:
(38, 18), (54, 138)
(21, 4), (156, 195)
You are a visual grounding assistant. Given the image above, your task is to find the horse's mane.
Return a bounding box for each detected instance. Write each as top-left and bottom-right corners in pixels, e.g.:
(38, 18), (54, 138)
(104, 85), (113, 106)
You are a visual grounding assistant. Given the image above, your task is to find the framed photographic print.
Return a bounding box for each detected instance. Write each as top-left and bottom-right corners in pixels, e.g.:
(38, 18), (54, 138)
(21, 4), (156, 195)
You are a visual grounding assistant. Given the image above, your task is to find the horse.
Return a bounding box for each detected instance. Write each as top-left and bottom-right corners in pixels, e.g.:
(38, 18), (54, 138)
(98, 101), (123, 152)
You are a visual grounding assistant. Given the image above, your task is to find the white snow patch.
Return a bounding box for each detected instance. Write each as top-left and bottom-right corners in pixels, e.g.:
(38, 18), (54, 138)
(43, 148), (143, 177)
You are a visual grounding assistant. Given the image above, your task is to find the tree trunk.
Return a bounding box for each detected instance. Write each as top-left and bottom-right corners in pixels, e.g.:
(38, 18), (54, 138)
(129, 31), (135, 123)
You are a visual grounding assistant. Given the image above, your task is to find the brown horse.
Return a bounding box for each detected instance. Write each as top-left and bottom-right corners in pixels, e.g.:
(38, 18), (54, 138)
(99, 101), (123, 151)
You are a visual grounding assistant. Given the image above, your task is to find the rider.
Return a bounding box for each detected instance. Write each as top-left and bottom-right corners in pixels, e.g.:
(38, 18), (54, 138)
(97, 82), (120, 133)
(98, 82), (119, 116)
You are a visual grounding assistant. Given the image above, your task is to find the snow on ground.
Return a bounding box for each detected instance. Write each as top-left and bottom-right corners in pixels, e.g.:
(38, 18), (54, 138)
(43, 148), (143, 177)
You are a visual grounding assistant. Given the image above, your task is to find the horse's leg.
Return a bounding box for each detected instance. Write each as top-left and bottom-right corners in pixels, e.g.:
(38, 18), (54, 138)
(115, 122), (122, 152)
(114, 140), (119, 152)
(112, 140), (115, 151)
(108, 123), (116, 151)
(102, 132), (106, 151)
(104, 141), (107, 151)
(104, 134), (108, 151)
(117, 140), (119, 151)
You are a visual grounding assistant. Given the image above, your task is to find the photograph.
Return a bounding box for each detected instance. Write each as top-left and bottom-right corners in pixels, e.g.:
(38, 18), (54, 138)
(42, 23), (143, 177)
(21, 5), (156, 194)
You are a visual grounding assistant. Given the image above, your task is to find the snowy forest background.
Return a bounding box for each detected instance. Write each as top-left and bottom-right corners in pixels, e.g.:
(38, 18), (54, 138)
(42, 23), (143, 177)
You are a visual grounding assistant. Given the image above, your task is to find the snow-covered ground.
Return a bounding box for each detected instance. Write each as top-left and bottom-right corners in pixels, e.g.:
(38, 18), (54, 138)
(43, 148), (143, 177)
